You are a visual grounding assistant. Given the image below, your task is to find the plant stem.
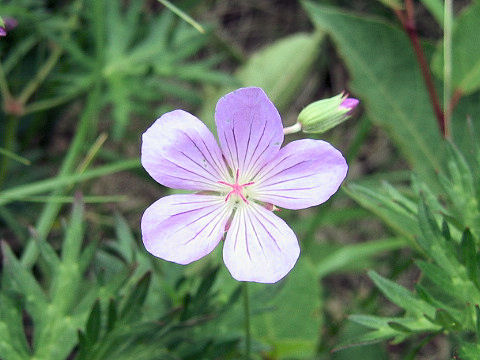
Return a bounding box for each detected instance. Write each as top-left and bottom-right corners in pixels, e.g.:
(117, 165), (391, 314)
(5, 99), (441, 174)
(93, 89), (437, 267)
(18, 45), (63, 105)
(443, 0), (453, 139)
(395, 0), (446, 137)
(243, 282), (251, 359)
(283, 122), (302, 135)
(0, 61), (11, 99)
(20, 83), (102, 268)
(0, 115), (19, 188)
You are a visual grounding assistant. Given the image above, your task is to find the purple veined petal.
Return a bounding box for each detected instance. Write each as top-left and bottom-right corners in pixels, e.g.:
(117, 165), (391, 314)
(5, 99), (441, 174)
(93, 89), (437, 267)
(215, 87), (284, 182)
(142, 110), (230, 191)
(141, 194), (232, 265)
(223, 202), (300, 283)
(251, 139), (348, 210)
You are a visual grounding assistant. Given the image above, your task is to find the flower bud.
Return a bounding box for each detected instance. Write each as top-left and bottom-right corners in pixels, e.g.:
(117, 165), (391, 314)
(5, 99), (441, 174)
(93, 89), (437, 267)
(0, 17), (17, 37)
(297, 93), (359, 133)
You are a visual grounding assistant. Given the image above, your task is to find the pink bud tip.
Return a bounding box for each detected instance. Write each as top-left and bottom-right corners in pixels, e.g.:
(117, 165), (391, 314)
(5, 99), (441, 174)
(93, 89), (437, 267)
(0, 27), (6, 37)
(340, 97), (359, 110)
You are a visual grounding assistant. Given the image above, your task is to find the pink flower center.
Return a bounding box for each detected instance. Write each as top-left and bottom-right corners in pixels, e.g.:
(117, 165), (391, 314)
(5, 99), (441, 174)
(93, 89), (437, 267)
(218, 169), (254, 203)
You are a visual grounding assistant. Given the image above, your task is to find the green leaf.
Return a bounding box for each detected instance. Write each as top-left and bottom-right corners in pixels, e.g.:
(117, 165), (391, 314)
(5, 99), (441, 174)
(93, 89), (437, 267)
(368, 271), (435, 318)
(86, 300), (101, 345)
(199, 32), (323, 131)
(251, 258), (323, 358)
(0, 159), (140, 207)
(315, 237), (407, 278)
(0, 293), (31, 360)
(61, 196), (85, 263)
(459, 342), (480, 360)
(114, 213), (135, 263)
(460, 229), (479, 288)
(420, 0), (444, 27)
(432, 2), (480, 94)
(303, 1), (445, 187)
(107, 299), (117, 332)
(1, 242), (48, 322)
(434, 309), (462, 330)
(120, 272), (151, 322)
(344, 183), (419, 242)
(156, 0), (205, 34)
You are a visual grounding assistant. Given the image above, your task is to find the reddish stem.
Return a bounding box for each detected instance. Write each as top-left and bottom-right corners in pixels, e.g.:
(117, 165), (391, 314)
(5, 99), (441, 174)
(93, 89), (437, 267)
(395, 1), (446, 137)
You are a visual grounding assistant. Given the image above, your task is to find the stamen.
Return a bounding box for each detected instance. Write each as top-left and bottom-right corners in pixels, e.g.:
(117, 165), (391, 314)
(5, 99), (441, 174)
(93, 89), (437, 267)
(217, 169), (254, 203)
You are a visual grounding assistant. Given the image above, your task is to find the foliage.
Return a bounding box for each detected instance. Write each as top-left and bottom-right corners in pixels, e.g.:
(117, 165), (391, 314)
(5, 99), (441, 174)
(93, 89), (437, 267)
(0, 0), (479, 359)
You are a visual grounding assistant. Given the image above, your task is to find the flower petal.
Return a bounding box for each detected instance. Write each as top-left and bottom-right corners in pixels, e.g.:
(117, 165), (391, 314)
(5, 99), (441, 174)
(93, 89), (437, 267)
(223, 202), (299, 283)
(215, 87), (284, 181)
(141, 194), (232, 265)
(142, 110), (230, 191)
(251, 139), (348, 210)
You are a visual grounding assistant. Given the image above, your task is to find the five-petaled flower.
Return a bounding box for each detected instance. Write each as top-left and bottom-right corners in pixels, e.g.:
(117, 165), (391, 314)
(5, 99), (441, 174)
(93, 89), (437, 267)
(141, 87), (348, 283)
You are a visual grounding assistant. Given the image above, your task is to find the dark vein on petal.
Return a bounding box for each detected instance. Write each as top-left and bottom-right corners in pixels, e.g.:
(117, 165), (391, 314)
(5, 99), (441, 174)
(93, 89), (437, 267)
(260, 186), (318, 192)
(162, 157), (218, 185)
(246, 208), (266, 258)
(180, 150), (219, 180)
(232, 126), (240, 172)
(252, 152), (295, 183)
(180, 131), (224, 179)
(221, 130), (236, 173)
(256, 159), (309, 184)
(170, 203), (218, 218)
(250, 206), (282, 251)
(199, 136), (229, 180)
(244, 121), (267, 175)
(243, 120), (254, 173)
(174, 204), (223, 235)
(247, 132), (280, 179)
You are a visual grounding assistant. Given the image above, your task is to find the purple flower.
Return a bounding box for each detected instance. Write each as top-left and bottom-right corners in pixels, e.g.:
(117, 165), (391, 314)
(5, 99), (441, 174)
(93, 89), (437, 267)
(141, 87), (348, 283)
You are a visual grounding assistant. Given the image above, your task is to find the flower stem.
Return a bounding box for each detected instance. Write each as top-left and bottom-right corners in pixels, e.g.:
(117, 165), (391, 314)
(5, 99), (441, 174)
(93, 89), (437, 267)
(283, 122), (301, 135)
(443, 0), (453, 139)
(242, 282), (251, 359)
(0, 61), (11, 99)
(394, 0), (446, 137)
(0, 115), (19, 189)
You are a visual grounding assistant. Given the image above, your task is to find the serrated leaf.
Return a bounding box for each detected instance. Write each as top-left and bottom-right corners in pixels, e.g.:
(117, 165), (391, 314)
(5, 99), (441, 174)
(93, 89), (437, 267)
(344, 183), (419, 242)
(1, 242), (48, 322)
(368, 270), (435, 318)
